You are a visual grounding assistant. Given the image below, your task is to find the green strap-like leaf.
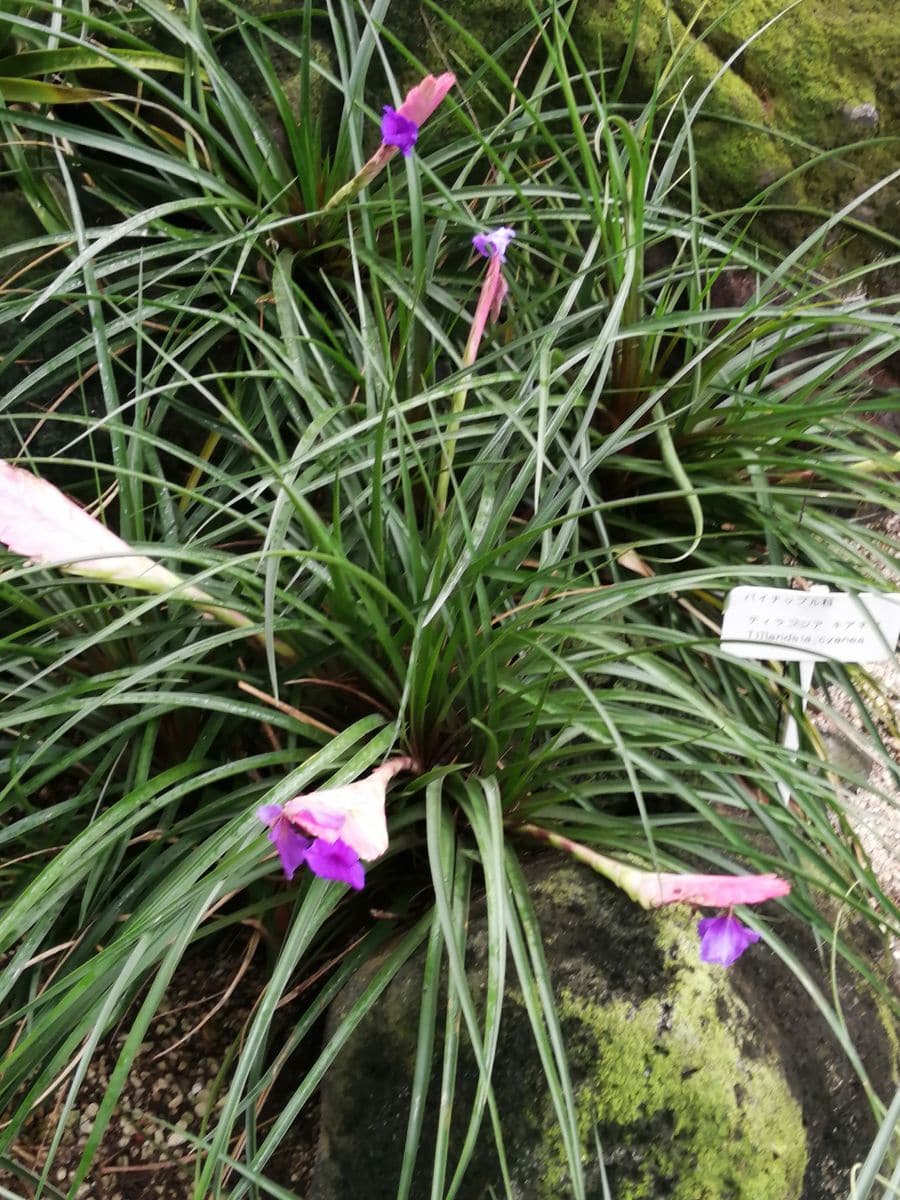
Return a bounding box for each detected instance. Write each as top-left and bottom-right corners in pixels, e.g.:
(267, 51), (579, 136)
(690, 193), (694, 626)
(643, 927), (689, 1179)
(0, 77), (110, 103)
(0, 48), (193, 76)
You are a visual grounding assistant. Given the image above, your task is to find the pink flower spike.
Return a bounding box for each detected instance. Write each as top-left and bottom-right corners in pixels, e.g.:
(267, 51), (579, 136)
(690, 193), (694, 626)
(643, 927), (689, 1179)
(467, 254), (509, 363)
(394, 72), (456, 128)
(381, 73), (456, 157)
(0, 460), (185, 593)
(466, 229), (515, 357)
(0, 459), (280, 647)
(283, 756), (415, 862)
(633, 871), (791, 910)
(514, 826), (791, 916)
(434, 228), (515, 515)
(323, 73), (454, 210)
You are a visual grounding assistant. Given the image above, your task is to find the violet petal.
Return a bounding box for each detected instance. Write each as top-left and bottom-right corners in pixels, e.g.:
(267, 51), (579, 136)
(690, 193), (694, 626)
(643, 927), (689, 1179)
(471, 226), (516, 262)
(259, 803), (311, 880)
(471, 232), (492, 258)
(266, 816), (312, 881)
(697, 915), (761, 966)
(381, 107), (418, 156)
(305, 838), (366, 890)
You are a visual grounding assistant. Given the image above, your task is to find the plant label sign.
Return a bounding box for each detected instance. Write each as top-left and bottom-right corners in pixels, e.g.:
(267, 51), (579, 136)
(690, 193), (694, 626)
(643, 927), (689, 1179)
(721, 587), (900, 663)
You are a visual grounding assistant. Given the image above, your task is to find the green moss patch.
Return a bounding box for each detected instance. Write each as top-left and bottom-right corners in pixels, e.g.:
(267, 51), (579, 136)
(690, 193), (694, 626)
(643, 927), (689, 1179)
(535, 908), (806, 1199)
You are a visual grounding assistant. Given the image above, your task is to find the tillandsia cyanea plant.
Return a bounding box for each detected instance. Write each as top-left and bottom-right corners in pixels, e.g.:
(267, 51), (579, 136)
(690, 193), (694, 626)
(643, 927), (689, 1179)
(1, 0), (899, 1195)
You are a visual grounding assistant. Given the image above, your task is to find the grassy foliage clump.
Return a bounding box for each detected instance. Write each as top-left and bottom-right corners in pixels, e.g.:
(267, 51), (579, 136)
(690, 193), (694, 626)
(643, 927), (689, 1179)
(1, 0), (898, 1194)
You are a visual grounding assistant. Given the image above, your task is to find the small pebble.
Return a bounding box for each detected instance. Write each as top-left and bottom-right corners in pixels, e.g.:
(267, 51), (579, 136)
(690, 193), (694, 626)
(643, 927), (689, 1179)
(842, 102), (879, 127)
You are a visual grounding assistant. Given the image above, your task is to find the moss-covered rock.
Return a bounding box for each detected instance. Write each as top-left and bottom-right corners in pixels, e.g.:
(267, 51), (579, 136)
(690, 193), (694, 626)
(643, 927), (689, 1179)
(193, 0), (339, 149)
(310, 857), (893, 1199)
(542, 933), (806, 1198)
(387, 0), (898, 238)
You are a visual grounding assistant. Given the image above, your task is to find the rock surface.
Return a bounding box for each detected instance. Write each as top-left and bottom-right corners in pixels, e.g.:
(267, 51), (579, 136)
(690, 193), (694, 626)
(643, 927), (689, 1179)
(311, 856), (894, 1200)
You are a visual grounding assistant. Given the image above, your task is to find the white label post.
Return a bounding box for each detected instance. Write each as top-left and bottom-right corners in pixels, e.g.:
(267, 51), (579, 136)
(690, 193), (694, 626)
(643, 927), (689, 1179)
(720, 586), (900, 804)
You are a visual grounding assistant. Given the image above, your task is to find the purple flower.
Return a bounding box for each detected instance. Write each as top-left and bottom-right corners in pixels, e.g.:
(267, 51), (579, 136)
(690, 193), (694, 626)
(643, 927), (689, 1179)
(257, 804), (312, 881)
(381, 107), (419, 156)
(697, 915), (761, 966)
(472, 226), (516, 263)
(256, 805), (365, 890)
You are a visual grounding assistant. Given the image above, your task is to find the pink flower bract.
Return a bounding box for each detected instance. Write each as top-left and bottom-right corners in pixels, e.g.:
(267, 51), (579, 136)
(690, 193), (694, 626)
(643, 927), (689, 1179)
(393, 72), (455, 129)
(633, 871), (791, 910)
(465, 228), (516, 363)
(380, 74), (456, 158)
(0, 461), (287, 649)
(0, 460), (183, 591)
(283, 756), (415, 862)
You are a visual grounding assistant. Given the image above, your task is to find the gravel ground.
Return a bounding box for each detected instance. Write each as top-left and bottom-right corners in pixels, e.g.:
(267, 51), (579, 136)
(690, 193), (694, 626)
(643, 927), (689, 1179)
(0, 933), (318, 1200)
(810, 512), (900, 960)
(814, 660), (900, 906)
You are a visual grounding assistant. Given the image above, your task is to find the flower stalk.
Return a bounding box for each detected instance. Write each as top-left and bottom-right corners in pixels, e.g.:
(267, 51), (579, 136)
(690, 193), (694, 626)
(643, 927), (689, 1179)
(435, 227), (515, 515)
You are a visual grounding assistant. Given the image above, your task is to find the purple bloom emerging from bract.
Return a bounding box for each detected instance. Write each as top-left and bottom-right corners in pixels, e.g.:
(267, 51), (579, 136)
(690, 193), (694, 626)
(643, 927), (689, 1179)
(283, 757), (414, 861)
(697, 915), (761, 966)
(463, 226), (517, 351)
(256, 804), (364, 889)
(258, 758), (415, 889)
(472, 226), (516, 263)
(381, 107), (419, 156)
(323, 74), (453, 210)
